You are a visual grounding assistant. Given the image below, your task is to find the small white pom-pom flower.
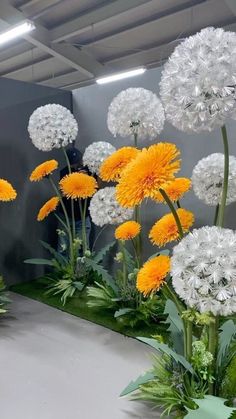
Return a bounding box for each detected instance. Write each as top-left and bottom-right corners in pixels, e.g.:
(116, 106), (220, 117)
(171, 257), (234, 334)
(89, 187), (133, 227)
(192, 153), (236, 206)
(83, 141), (116, 175)
(107, 87), (165, 139)
(28, 104), (78, 151)
(171, 226), (236, 316)
(160, 27), (236, 132)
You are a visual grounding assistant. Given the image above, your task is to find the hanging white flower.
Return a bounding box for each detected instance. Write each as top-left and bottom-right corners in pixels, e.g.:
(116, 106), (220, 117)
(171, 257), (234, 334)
(28, 104), (78, 151)
(171, 226), (236, 316)
(83, 141), (116, 175)
(89, 187), (133, 227)
(160, 27), (236, 132)
(107, 87), (165, 139)
(192, 153), (236, 206)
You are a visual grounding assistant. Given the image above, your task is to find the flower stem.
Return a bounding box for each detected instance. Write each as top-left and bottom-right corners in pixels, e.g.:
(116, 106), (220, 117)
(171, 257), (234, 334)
(134, 205), (142, 265)
(79, 199), (88, 254)
(159, 188), (184, 239)
(186, 320), (193, 362)
(217, 125), (229, 228)
(213, 204), (219, 226)
(208, 316), (219, 395)
(62, 147), (76, 240)
(120, 241), (127, 288)
(133, 132), (138, 147)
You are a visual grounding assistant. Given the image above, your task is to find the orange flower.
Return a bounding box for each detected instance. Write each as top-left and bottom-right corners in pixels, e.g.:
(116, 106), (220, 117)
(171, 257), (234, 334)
(155, 178), (191, 203)
(0, 179), (17, 201)
(115, 221), (141, 241)
(37, 197), (59, 221)
(149, 208), (194, 247)
(30, 160), (58, 181)
(116, 143), (181, 207)
(99, 147), (139, 182)
(60, 172), (97, 199)
(136, 255), (170, 296)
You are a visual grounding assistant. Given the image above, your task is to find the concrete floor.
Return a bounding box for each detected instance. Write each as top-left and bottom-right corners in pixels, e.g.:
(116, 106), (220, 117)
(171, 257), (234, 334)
(0, 292), (159, 419)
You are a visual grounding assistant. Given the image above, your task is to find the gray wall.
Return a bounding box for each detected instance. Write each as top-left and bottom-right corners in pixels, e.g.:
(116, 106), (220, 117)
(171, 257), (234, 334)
(73, 67), (236, 258)
(0, 77), (72, 285)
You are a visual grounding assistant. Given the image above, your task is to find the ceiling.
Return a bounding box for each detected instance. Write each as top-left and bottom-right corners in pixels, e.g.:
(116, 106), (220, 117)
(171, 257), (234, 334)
(0, 0), (235, 90)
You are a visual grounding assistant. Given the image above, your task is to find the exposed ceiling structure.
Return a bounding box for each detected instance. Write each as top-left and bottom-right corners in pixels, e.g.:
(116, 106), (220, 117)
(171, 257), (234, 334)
(0, 0), (235, 90)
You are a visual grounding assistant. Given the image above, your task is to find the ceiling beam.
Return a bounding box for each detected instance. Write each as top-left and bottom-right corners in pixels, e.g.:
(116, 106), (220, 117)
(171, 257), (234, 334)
(0, 1), (104, 77)
(19, 0), (64, 19)
(51, 0), (149, 43)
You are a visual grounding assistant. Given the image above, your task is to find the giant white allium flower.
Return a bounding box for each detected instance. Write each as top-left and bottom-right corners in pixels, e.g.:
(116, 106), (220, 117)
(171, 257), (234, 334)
(83, 141), (116, 175)
(28, 104), (78, 151)
(107, 87), (165, 139)
(171, 226), (236, 316)
(192, 153), (236, 206)
(89, 187), (133, 227)
(160, 27), (236, 132)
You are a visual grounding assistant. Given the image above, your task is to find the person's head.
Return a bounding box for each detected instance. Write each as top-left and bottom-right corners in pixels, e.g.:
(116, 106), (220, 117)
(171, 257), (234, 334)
(66, 146), (82, 168)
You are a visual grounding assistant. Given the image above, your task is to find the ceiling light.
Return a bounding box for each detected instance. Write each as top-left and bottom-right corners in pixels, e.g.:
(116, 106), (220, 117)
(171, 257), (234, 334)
(0, 22), (35, 46)
(96, 68), (146, 84)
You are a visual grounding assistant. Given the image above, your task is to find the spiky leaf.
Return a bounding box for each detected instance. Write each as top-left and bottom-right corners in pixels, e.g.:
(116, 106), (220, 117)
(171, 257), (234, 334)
(40, 240), (67, 265)
(84, 258), (118, 292)
(185, 396), (236, 419)
(24, 258), (54, 266)
(218, 320), (236, 366)
(120, 371), (154, 397)
(114, 308), (134, 318)
(93, 241), (116, 263)
(164, 299), (184, 354)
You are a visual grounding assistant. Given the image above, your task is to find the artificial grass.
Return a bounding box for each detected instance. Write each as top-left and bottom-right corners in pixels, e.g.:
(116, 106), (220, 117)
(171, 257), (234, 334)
(10, 279), (166, 338)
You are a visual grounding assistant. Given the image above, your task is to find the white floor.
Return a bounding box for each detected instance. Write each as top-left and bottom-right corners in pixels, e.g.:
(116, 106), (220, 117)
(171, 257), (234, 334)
(0, 292), (159, 419)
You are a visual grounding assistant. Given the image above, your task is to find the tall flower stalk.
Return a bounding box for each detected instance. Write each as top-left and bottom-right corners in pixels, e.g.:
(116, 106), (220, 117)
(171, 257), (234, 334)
(217, 125), (229, 228)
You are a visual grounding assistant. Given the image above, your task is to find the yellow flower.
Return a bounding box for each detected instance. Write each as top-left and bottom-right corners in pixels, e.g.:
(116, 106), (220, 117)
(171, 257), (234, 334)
(149, 208), (194, 247)
(116, 143), (180, 207)
(60, 172), (97, 199)
(37, 197), (59, 221)
(115, 221), (141, 240)
(99, 147), (139, 182)
(0, 179), (17, 201)
(136, 255), (170, 296)
(30, 160), (58, 181)
(155, 178), (191, 203)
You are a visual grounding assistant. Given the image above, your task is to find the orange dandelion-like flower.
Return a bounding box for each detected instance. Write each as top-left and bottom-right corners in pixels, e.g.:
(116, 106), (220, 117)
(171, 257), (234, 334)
(60, 172), (97, 199)
(136, 255), (170, 296)
(37, 196), (59, 221)
(149, 208), (194, 247)
(30, 159), (58, 181)
(99, 146), (139, 182)
(115, 220), (141, 241)
(0, 179), (17, 201)
(116, 143), (181, 208)
(155, 177), (191, 203)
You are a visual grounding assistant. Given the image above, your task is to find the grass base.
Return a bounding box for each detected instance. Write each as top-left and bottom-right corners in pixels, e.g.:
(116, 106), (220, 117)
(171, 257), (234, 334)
(10, 279), (165, 338)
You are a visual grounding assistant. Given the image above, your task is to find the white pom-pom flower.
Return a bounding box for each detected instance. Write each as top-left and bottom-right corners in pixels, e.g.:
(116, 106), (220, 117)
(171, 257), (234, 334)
(107, 87), (165, 139)
(171, 226), (236, 316)
(89, 187), (133, 227)
(192, 153), (236, 206)
(160, 27), (236, 132)
(83, 141), (116, 175)
(28, 104), (78, 151)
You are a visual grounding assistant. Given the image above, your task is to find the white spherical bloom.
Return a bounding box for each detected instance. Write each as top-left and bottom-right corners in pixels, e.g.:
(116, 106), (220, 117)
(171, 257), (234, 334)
(89, 187), (133, 227)
(160, 27), (236, 132)
(83, 141), (116, 175)
(107, 87), (165, 139)
(28, 104), (78, 151)
(192, 153), (236, 206)
(171, 226), (236, 316)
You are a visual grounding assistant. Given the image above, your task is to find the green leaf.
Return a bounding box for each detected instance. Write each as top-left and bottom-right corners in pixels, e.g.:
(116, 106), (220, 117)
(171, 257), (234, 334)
(114, 308), (134, 318)
(120, 370), (154, 397)
(39, 240), (67, 266)
(218, 320), (236, 366)
(84, 258), (118, 292)
(24, 258), (54, 266)
(93, 241), (116, 263)
(137, 337), (194, 373)
(185, 396), (236, 419)
(73, 281), (84, 291)
(164, 299), (184, 354)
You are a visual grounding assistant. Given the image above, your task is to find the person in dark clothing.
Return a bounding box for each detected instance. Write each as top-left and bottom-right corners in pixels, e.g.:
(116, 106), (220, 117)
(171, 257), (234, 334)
(58, 146), (92, 256)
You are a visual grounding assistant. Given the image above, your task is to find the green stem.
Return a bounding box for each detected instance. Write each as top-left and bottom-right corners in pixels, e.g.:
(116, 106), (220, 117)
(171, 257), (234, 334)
(217, 125), (229, 227)
(208, 316), (219, 395)
(176, 200), (181, 209)
(92, 225), (107, 252)
(133, 132), (138, 147)
(79, 199), (87, 254)
(54, 213), (70, 233)
(49, 176), (73, 263)
(120, 241), (127, 288)
(131, 239), (140, 268)
(159, 189), (184, 239)
(62, 147), (76, 240)
(134, 205), (142, 265)
(186, 321), (193, 362)
(213, 204), (219, 226)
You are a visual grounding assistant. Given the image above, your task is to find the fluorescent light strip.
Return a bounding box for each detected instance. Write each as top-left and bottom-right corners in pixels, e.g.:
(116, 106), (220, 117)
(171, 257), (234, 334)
(0, 22), (35, 46)
(96, 68), (146, 84)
